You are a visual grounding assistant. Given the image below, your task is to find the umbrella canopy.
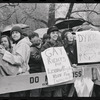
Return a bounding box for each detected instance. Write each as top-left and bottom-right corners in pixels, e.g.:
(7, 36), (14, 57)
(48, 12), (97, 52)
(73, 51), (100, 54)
(75, 24), (100, 32)
(2, 23), (29, 33)
(34, 28), (48, 38)
(54, 18), (85, 30)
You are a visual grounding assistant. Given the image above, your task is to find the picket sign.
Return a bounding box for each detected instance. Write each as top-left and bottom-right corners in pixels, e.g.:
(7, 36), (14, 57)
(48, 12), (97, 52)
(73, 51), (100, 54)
(41, 46), (73, 85)
(0, 67), (82, 94)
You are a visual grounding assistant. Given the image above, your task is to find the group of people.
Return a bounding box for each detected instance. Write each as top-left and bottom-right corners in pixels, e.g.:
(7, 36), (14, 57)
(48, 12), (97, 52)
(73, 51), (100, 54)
(0, 25), (78, 97)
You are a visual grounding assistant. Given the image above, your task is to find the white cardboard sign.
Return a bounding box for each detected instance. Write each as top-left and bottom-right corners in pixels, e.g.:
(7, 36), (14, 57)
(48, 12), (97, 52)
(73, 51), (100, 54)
(41, 46), (73, 85)
(76, 30), (100, 63)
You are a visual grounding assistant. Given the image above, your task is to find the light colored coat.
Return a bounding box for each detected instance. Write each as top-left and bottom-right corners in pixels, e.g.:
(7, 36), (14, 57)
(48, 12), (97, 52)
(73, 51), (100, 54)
(2, 37), (32, 74)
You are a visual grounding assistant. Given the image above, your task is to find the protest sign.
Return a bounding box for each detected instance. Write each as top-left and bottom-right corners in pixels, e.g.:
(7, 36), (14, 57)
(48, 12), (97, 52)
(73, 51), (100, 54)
(76, 30), (100, 64)
(41, 46), (73, 85)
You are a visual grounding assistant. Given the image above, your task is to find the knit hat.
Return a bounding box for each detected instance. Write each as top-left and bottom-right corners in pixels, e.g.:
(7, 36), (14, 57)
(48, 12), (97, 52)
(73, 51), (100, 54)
(47, 26), (59, 35)
(10, 26), (23, 35)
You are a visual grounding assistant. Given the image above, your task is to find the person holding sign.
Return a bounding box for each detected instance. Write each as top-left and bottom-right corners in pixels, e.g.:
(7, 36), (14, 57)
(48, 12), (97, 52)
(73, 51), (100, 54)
(41, 26), (63, 97)
(61, 29), (77, 97)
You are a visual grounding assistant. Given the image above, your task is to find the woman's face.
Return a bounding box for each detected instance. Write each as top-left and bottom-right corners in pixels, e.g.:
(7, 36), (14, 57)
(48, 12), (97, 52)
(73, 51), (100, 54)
(50, 31), (58, 41)
(1, 37), (9, 49)
(11, 31), (21, 41)
(65, 32), (74, 42)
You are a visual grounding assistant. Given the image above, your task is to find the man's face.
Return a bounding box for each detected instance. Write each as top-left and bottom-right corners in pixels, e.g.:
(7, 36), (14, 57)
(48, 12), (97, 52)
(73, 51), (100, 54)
(30, 36), (41, 46)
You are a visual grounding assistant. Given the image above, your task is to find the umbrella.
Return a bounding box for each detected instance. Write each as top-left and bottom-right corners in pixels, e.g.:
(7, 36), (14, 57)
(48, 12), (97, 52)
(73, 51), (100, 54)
(54, 18), (85, 30)
(34, 28), (48, 38)
(75, 24), (100, 31)
(2, 23), (29, 33)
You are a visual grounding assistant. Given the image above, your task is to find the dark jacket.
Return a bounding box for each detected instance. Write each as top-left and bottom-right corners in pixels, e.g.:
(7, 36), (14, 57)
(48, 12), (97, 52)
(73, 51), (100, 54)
(64, 41), (77, 65)
(28, 45), (42, 73)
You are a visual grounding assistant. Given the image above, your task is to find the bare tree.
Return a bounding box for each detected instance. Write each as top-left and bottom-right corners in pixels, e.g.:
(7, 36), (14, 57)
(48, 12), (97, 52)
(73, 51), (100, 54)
(55, 3), (100, 27)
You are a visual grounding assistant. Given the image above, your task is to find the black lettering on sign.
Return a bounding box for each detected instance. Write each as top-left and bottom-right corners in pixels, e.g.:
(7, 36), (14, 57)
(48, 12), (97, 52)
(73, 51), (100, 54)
(79, 71), (82, 77)
(74, 72), (79, 77)
(30, 77), (34, 83)
(30, 76), (39, 84)
(73, 70), (82, 78)
(35, 76), (39, 83)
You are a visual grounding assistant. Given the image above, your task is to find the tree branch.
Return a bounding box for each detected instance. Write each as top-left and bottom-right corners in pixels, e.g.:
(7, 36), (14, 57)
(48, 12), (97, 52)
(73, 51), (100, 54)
(71, 10), (100, 15)
(66, 3), (74, 19)
(19, 5), (48, 26)
(0, 9), (16, 22)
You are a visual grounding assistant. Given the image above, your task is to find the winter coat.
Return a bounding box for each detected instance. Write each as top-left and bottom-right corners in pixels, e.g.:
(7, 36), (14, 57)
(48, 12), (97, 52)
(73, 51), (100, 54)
(29, 46), (42, 73)
(64, 41), (77, 64)
(2, 37), (32, 74)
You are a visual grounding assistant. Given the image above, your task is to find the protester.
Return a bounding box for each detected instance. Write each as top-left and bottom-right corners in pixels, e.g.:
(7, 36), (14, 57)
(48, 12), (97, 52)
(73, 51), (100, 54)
(28, 32), (42, 97)
(0, 35), (12, 53)
(62, 29), (77, 65)
(0, 35), (13, 97)
(41, 26), (63, 97)
(0, 26), (32, 97)
(61, 29), (77, 97)
(42, 33), (50, 45)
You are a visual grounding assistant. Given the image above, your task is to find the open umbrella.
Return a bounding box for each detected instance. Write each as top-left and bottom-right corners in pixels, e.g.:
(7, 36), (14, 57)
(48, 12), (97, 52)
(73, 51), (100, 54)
(54, 18), (85, 30)
(75, 24), (100, 31)
(2, 23), (29, 33)
(34, 28), (48, 38)
(1, 23), (29, 37)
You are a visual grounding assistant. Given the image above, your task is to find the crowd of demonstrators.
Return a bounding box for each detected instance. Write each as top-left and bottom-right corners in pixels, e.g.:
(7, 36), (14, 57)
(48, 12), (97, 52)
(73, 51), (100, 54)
(0, 24), (79, 97)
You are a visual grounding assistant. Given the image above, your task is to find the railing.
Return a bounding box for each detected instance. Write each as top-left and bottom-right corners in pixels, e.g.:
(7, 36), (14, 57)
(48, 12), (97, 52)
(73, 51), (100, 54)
(0, 65), (99, 96)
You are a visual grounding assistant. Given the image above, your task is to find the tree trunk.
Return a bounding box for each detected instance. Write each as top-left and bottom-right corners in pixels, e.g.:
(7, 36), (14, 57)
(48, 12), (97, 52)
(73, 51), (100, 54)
(66, 3), (74, 19)
(48, 3), (55, 27)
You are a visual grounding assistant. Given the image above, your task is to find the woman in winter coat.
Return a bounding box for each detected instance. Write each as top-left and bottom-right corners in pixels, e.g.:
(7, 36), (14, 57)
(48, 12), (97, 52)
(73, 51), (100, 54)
(62, 29), (77, 65)
(0, 26), (32, 97)
(40, 26), (63, 97)
(0, 35), (13, 97)
(0, 26), (32, 75)
(61, 29), (77, 97)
